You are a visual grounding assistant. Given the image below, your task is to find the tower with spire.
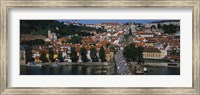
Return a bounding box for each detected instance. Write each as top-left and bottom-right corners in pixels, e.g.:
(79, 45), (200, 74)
(48, 28), (51, 38)
(129, 22), (136, 36)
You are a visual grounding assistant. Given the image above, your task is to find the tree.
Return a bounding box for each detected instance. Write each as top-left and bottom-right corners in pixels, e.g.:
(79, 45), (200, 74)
(109, 46), (116, 53)
(106, 43), (110, 48)
(20, 20), (106, 37)
(123, 43), (144, 63)
(32, 39), (45, 45)
(70, 47), (79, 62)
(20, 20), (60, 35)
(171, 50), (180, 56)
(67, 35), (82, 44)
(99, 46), (106, 62)
(90, 48), (99, 62)
(20, 39), (45, 46)
(162, 24), (179, 34)
(20, 21), (32, 34)
(157, 23), (162, 29)
(58, 51), (63, 62)
(40, 52), (48, 62)
(80, 47), (88, 62)
(136, 46), (144, 64)
(151, 25), (156, 30)
(129, 28), (132, 36)
(49, 48), (54, 62)
(123, 43), (137, 62)
(20, 41), (31, 46)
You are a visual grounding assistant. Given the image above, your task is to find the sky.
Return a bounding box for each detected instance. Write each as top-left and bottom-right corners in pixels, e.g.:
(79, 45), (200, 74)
(58, 20), (162, 24)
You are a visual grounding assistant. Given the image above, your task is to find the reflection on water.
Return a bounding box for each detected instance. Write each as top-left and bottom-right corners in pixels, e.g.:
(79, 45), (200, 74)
(20, 65), (109, 75)
(144, 66), (180, 75)
(20, 65), (180, 75)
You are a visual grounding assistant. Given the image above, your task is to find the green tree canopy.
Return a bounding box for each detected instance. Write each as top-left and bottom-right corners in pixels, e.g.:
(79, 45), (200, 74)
(110, 46), (116, 53)
(123, 43), (137, 62)
(136, 46), (144, 64)
(162, 24), (180, 34)
(67, 35), (82, 44)
(20, 20), (60, 35)
(171, 50), (180, 56)
(99, 46), (106, 62)
(123, 43), (144, 63)
(70, 47), (79, 62)
(20, 20), (106, 37)
(39, 52), (48, 62)
(48, 48), (54, 62)
(80, 47), (89, 62)
(58, 51), (63, 62)
(157, 23), (162, 29)
(20, 39), (45, 46)
(151, 25), (156, 30)
(90, 48), (99, 62)
(106, 43), (110, 48)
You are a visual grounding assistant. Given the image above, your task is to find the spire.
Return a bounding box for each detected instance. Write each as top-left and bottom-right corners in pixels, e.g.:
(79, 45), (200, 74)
(48, 29), (51, 38)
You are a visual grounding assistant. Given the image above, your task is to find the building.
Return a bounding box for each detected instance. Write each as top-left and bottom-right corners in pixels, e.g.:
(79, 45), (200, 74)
(48, 29), (57, 41)
(105, 48), (114, 62)
(136, 32), (154, 38)
(100, 22), (120, 32)
(143, 46), (162, 59)
(144, 41), (157, 47)
(129, 22), (136, 33)
(64, 20), (80, 26)
(20, 45), (32, 64)
(145, 23), (158, 28)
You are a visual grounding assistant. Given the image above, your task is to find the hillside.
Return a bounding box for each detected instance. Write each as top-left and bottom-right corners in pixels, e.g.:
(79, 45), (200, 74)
(20, 20), (106, 37)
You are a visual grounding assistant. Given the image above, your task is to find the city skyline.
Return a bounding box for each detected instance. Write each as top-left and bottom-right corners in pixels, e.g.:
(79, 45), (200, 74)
(20, 20), (180, 75)
(58, 20), (170, 24)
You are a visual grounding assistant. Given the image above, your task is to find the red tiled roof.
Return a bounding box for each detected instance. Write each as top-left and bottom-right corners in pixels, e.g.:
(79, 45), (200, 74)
(95, 44), (102, 49)
(135, 42), (144, 47)
(136, 32), (154, 35)
(135, 37), (145, 41)
(100, 40), (108, 46)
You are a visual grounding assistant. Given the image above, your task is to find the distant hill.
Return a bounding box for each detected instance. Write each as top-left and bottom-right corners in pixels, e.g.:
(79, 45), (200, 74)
(20, 20), (106, 37)
(20, 20), (60, 35)
(150, 20), (180, 23)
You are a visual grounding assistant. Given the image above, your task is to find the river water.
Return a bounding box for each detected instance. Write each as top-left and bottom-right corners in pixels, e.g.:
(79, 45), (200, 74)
(20, 65), (180, 75)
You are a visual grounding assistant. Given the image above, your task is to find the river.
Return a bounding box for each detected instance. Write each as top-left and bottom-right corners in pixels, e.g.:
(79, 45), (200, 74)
(20, 65), (180, 75)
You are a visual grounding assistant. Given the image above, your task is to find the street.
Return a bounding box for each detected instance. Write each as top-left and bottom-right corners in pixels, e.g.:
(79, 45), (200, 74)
(115, 50), (131, 75)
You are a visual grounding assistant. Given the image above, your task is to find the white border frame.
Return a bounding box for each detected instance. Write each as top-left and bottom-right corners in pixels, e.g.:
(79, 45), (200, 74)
(8, 8), (192, 87)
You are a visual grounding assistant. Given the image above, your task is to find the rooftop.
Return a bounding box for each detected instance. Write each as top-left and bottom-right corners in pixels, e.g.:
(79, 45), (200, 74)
(143, 46), (161, 53)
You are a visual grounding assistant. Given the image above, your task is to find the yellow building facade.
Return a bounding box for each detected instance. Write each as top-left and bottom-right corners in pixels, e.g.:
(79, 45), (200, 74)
(143, 47), (162, 59)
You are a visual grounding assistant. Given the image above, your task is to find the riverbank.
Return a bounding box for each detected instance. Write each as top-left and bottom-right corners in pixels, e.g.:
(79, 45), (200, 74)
(23, 62), (110, 66)
(23, 61), (180, 68)
(20, 65), (180, 75)
(131, 62), (180, 67)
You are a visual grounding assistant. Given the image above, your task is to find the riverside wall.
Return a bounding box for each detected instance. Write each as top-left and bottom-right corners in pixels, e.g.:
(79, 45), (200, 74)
(131, 62), (180, 67)
(23, 62), (110, 66)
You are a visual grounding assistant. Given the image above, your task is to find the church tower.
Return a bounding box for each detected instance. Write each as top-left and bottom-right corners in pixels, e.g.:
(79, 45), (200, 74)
(48, 29), (51, 38)
(130, 22), (136, 32)
(129, 22), (136, 36)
